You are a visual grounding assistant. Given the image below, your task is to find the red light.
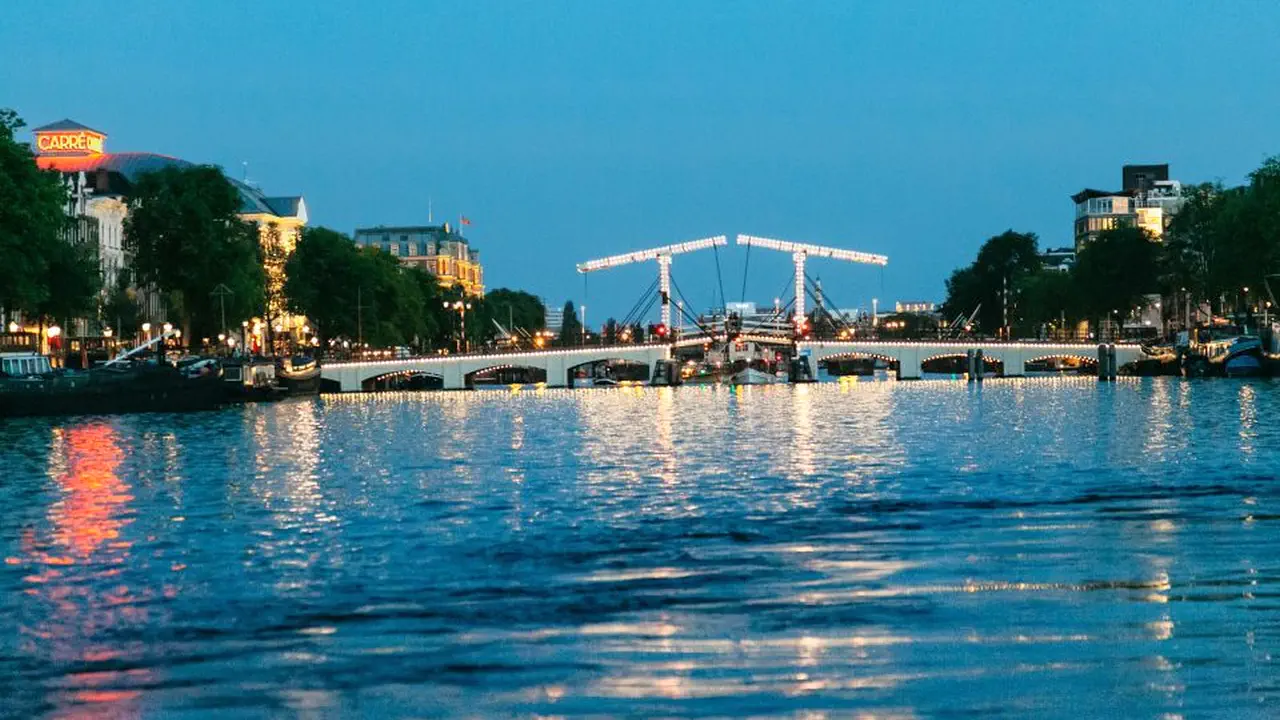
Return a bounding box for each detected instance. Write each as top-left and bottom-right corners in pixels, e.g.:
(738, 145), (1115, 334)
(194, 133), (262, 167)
(655, 324), (667, 336)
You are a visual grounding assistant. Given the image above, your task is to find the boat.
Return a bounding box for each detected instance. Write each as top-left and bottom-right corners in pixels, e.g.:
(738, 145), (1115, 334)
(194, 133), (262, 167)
(276, 355), (321, 396)
(729, 367), (783, 385)
(1184, 334), (1266, 378)
(0, 351), (225, 418)
(221, 356), (285, 401)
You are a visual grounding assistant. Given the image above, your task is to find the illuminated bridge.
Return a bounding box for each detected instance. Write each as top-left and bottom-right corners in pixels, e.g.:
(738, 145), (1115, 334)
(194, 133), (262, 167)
(321, 344), (672, 392)
(797, 340), (1147, 379)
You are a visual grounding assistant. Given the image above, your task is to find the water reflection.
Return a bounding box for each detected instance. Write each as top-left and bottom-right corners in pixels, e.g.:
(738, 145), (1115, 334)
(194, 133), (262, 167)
(19, 422), (148, 716)
(1, 380), (1279, 716)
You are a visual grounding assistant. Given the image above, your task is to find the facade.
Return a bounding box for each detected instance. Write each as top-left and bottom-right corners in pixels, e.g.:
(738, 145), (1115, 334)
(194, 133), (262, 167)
(544, 304), (564, 336)
(1040, 247), (1076, 273)
(1071, 163), (1183, 251)
(353, 224), (484, 297)
(894, 301), (936, 314)
(29, 119), (307, 335)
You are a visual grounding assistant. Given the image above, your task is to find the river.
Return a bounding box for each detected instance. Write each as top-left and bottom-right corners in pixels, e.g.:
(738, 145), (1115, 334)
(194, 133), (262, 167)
(1, 378), (1278, 717)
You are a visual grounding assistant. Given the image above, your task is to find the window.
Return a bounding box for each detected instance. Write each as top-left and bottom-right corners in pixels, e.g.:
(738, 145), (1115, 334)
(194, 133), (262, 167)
(399, 242), (409, 256)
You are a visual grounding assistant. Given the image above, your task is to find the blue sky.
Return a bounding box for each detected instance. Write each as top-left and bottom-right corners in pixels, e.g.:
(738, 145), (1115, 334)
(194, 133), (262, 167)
(6, 1), (1280, 320)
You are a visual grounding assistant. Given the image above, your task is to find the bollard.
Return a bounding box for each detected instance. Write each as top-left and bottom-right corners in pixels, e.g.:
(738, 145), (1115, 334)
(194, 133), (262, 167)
(1108, 344), (1118, 381)
(1097, 344), (1109, 381)
(966, 349), (976, 382)
(974, 349), (984, 383)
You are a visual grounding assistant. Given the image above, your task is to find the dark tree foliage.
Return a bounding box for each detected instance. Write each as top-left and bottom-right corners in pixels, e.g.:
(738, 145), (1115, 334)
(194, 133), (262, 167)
(941, 230), (1041, 334)
(559, 300), (582, 346)
(124, 164), (264, 339)
(0, 109), (81, 318)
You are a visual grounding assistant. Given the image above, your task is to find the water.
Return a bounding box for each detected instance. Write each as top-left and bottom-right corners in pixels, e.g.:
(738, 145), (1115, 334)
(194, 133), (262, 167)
(1, 378), (1278, 718)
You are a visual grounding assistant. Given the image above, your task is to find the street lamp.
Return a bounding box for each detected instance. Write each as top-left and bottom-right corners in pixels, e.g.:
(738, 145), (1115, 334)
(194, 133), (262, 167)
(103, 327), (113, 338)
(6, 321), (18, 333)
(444, 300), (472, 352)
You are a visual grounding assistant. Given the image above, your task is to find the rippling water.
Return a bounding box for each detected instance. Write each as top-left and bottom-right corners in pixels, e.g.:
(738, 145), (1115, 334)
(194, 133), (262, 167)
(2, 378), (1279, 717)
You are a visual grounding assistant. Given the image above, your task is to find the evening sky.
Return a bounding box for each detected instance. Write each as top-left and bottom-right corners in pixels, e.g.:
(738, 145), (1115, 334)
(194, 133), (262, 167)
(5, 1), (1280, 319)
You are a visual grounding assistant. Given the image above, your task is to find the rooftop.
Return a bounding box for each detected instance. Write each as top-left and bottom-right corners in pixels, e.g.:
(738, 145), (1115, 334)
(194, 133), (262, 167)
(31, 118), (105, 135)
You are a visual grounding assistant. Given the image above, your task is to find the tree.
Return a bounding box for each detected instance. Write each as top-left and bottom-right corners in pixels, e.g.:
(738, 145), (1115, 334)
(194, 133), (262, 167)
(124, 165), (264, 339)
(1073, 226), (1162, 327)
(285, 226), (369, 346)
(0, 109), (71, 317)
(941, 230), (1041, 335)
(260, 221), (290, 350)
(1015, 271), (1079, 336)
(36, 235), (100, 329)
(559, 300), (581, 346)
(101, 275), (142, 338)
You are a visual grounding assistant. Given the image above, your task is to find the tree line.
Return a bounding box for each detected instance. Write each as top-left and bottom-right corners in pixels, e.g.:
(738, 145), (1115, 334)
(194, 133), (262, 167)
(942, 156), (1280, 337)
(0, 108), (550, 352)
(284, 225), (548, 352)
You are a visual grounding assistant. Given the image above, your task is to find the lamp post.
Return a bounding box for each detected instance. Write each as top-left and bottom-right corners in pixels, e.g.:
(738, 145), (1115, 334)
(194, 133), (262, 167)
(241, 320), (250, 356)
(46, 325), (61, 366)
(6, 320), (18, 334)
(444, 301), (472, 352)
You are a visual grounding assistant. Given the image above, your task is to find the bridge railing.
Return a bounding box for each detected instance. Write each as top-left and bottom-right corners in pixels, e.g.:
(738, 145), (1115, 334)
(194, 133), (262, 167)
(320, 341), (669, 365)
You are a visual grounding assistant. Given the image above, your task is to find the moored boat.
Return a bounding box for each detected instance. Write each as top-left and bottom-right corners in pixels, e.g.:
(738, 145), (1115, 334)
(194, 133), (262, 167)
(276, 355), (321, 396)
(222, 357), (285, 401)
(0, 352), (225, 418)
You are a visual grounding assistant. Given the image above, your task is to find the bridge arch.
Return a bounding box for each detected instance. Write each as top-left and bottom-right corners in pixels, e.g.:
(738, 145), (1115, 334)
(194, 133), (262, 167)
(322, 344), (671, 392)
(920, 352), (1003, 377)
(466, 362), (548, 387)
(1025, 353), (1098, 374)
(362, 368), (444, 392)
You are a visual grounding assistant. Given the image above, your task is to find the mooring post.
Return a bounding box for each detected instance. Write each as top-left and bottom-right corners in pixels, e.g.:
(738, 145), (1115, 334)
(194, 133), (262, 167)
(1108, 343), (1118, 381)
(974, 349), (984, 383)
(966, 349), (976, 382)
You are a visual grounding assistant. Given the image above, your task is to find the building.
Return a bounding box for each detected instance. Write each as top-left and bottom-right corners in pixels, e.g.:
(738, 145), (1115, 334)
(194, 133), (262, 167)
(1071, 163), (1183, 251)
(29, 119), (307, 334)
(353, 224), (484, 297)
(1040, 247), (1076, 273)
(544, 304), (564, 336)
(894, 301), (936, 314)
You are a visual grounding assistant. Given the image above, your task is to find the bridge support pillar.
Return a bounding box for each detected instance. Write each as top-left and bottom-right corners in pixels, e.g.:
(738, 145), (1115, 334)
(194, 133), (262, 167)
(339, 368), (363, 393)
(545, 355), (569, 388)
(1001, 347), (1025, 377)
(443, 364), (466, 390)
(896, 347), (921, 380)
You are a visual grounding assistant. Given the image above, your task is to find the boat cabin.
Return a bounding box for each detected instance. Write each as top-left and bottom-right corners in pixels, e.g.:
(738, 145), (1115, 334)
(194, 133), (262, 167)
(0, 353), (53, 377)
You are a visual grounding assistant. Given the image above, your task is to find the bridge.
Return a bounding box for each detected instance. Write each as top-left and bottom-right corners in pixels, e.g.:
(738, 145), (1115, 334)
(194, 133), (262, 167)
(321, 344), (671, 392)
(797, 340), (1147, 379)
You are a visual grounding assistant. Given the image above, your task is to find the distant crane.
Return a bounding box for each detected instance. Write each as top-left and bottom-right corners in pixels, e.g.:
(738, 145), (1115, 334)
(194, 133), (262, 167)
(735, 235), (888, 332)
(577, 236), (728, 329)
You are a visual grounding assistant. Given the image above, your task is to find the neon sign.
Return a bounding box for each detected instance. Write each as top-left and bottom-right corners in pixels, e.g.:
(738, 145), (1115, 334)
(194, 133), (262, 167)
(35, 131), (105, 155)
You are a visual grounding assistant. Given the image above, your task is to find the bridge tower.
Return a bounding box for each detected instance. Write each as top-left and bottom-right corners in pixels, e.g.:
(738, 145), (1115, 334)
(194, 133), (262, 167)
(577, 236), (727, 330)
(736, 235), (888, 332)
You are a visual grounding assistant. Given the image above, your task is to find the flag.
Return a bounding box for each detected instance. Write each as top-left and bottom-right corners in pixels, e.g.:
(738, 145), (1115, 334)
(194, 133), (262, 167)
(460, 215), (472, 226)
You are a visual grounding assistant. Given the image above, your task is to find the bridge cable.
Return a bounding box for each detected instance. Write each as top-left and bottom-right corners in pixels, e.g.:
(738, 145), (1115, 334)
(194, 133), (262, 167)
(712, 243), (728, 313)
(668, 273), (719, 337)
(739, 239), (752, 303)
(805, 271), (856, 333)
(618, 276), (660, 328)
(739, 273), (798, 336)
